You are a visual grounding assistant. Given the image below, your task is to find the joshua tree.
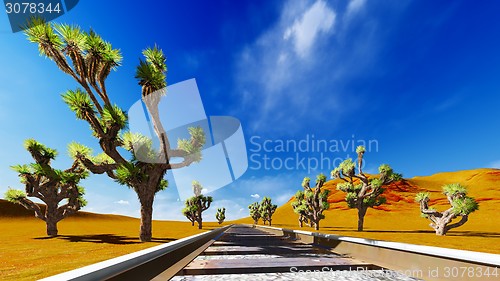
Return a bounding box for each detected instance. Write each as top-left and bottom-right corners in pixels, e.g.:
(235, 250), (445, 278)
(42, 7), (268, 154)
(416, 184), (478, 236)
(248, 202), (261, 224)
(215, 207), (226, 224)
(24, 19), (205, 241)
(4, 139), (88, 236)
(292, 174), (330, 230)
(260, 197), (277, 226)
(192, 180), (202, 197)
(182, 181), (213, 229)
(291, 192), (309, 227)
(331, 146), (401, 231)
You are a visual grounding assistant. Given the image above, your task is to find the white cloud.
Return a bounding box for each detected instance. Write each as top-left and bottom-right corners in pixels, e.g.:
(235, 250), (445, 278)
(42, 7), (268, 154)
(345, 0), (366, 19)
(233, 0), (386, 134)
(250, 193), (260, 199)
(113, 200), (130, 205)
(275, 192), (295, 205)
(283, 0), (336, 58)
(489, 160), (500, 169)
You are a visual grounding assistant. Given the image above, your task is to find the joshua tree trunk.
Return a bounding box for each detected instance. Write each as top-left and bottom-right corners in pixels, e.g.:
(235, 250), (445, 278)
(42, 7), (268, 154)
(46, 204), (59, 236)
(46, 219), (58, 236)
(357, 205), (367, 232)
(314, 220), (320, 231)
(140, 195), (154, 242)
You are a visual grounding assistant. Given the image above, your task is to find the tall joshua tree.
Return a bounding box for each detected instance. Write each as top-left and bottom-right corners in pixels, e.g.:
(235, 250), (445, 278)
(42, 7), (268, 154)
(416, 184), (478, 236)
(260, 197), (277, 226)
(248, 202), (261, 224)
(4, 139), (88, 236)
(24, 19), (205, 241)
(331, 146), (401, 231)
(215, 207), (226, 224)
(182, 181), (213, 229)
(292, 174), (330, 230)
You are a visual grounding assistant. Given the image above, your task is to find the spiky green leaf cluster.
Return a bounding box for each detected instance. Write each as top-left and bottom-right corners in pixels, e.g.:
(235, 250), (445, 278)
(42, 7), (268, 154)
(115, 162), (146, 188)
(452, 197), (479, 216)
(363, 196), (386, 207)
(339, 159), (355, 176)
(177, 127), (206, 163)
(415, 192), (430, 202)
(62, 89), (95, 120)
(25, 17), (63, 58)
(378, 164), (393, 175)
(4, 189), (27, 203)
(136, 45), (167, 95)
(316, 173), (327, 183)
(330, 167), (341, 179)
(345, 192), (357, 208)
(25, 139), (58, 160)
(101, 104), (127, 130)
(356, 145), (366, 154)
(302, 177), (311, 188)
(370, 178), (383, 189)
(443, 183), (468, 196)
(68, 142), (93, 160)
(390, 173), (403, 181)
(25, 19), (122, 80)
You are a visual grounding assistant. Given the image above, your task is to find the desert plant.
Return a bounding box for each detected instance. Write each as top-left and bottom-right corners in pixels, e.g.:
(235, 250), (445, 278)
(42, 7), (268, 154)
(416, 183), (478, 235)
(24, 19), (205, 241)
(248, 202), (261, 224)
(5, 139), (88, 236)
(292, 174), (330, 230)
(291, 190), (309, 227)
(331, 146), (401, 231)
(215, 207), (226, 224)
(260, 197), (277, 226)
(182, 181), (212, 229)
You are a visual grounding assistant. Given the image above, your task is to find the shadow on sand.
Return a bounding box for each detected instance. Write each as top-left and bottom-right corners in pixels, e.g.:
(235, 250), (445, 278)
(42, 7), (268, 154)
(34, 234), (176, 244)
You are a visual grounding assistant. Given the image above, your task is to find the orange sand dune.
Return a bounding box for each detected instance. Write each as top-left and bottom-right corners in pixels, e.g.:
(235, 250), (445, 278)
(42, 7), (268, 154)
(234, 168), (500, 254)
(1, 168), (499, 280)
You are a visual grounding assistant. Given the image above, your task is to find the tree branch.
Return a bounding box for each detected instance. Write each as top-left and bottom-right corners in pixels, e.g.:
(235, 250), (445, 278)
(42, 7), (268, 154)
(18, 197), (46, 221)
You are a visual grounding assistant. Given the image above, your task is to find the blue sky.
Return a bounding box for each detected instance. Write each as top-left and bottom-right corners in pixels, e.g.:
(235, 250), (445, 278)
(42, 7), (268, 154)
(1, 0), (500, 221)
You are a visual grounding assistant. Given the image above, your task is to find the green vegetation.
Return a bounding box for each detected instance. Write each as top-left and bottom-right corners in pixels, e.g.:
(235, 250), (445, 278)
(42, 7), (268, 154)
(215, 207), (226, 224)
(291, 174), (330, 230)
(182, 181), (213, 229)
(331, 145), (401, 231)
(248, 202), (261, 224)
(5, 139), (88, 236)
(416, 183), (479, 235)
(260, 197), (277, 226)
(24, 18), (205, 241)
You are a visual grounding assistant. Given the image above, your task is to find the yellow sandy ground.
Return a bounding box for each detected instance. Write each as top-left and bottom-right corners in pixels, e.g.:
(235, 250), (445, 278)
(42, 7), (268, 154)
(234, 169), (500, 254)
(0, 169), (498, 280)
(0, 215), (226, 281)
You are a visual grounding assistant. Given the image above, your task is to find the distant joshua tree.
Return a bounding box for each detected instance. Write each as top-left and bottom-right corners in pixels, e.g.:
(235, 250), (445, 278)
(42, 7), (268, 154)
(260, 197), (277, 226)
(248, 202), (261, 224)
(291, 174), (330, 230)
(331, 146), (401, 231)
(416, 183), (478, 236)
(5, 139), (88, 236)
(215, 207), (226, 224)
(182, 181), (213, 229)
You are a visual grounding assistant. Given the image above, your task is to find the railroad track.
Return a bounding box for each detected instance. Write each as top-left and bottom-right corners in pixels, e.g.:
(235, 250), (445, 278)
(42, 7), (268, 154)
(41, 224), (500, 281)
(170, 225), (417, 281)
